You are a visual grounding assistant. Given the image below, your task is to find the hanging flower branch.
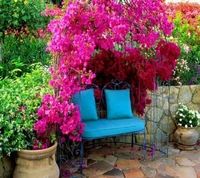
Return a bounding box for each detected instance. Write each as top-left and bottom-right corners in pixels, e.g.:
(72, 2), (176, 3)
(34, 0), (180, 148)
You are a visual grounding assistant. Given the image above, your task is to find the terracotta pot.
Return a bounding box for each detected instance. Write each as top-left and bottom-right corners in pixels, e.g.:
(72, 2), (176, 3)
(174, 126), (199, 150)
(13, 141), (60, 178)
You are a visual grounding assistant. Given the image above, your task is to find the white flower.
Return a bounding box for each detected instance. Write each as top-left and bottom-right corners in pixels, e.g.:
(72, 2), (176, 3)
(175, 103), (200, 127)
(183, 45), (190, 53)
(190, 110), (195, 114)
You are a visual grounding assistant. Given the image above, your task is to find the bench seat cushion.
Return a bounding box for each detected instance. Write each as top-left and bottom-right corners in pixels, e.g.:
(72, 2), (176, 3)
(82, 116), (145, 139)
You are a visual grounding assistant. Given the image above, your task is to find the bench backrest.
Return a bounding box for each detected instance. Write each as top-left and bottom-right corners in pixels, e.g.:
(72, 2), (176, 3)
(85, 79), (134, 119)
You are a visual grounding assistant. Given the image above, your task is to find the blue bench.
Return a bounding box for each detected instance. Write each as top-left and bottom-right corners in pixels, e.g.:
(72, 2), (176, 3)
(72, 80), (146, 173)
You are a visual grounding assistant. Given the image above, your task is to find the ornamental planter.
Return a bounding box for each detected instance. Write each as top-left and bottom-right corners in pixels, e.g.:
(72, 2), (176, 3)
(13, 141), (59, 178)
(174, 126), (199, 150)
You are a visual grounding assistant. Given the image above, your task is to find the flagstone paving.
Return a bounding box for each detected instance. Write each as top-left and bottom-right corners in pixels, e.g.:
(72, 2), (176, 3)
(63, 142), (200, 178)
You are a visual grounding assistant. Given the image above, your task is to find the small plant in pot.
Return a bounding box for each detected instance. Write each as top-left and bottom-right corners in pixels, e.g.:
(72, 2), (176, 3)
(0, 64), (52, 155)
(0, 64), (60, 178)
(174, 103), (200, 150)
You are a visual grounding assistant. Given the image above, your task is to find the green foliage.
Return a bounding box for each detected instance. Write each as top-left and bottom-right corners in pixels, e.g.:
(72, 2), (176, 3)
(0, 35), (50, 78)
(0, 0), (49, 37)
(0, 64), (53, 157)
(0, 0), (52, 78)
(172, 12), (200, 63)
(169, 4), (200, 85)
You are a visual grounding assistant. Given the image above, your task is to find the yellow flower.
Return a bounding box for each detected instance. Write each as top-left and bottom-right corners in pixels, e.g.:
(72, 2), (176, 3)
(24, 0), (28, 4)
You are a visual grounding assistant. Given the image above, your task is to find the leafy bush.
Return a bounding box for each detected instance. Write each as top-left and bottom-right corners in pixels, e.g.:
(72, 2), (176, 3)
(0, 0), (49, 37)
(0, 64), (52, 157)
(168, 2), (200, 85)
(0, 0), (52, 78)
(1, 35), (50, 78)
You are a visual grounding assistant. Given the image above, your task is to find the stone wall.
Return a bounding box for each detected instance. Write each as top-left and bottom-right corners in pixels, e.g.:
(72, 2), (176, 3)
(143, 85), (200, 143)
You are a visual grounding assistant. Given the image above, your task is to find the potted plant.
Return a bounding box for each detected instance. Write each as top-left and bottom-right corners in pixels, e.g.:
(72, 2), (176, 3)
(0, 64), (59, 178)
(174, 103), (200, 150)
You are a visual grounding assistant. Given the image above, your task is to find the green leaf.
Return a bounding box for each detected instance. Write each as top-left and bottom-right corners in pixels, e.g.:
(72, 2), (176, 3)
(13, 20), (19, 26)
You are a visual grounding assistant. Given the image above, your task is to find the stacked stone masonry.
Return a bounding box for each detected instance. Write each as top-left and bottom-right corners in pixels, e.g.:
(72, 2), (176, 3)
(144, 85), (200, 144)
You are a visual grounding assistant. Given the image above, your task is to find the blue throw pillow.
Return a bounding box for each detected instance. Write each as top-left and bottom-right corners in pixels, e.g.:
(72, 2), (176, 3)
(105, 89), (133, 119)
(72, 89), (98, 121)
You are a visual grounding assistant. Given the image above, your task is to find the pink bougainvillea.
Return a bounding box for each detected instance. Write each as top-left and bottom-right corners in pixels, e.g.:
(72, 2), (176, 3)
(34, 0), (180, 147)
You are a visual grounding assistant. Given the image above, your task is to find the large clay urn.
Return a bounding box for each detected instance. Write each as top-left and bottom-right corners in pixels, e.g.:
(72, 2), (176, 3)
(13, 141), (59, 178)
(174, 126), (199, 150)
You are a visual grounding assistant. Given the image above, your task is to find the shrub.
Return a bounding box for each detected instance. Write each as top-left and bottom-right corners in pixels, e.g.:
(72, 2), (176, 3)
(0, 0), (49, 37)
(0, 0), (52, 78)
(1, 35), (50, 78)
(168, 2), (200, 85)
(0, 64), (52, 157)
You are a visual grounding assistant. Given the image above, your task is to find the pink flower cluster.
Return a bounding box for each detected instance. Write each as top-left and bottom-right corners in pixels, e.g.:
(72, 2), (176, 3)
(34, 0), (180, 147)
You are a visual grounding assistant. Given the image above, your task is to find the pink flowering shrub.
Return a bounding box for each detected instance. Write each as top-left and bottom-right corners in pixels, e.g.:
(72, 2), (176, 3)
(34, 0), (180, 148)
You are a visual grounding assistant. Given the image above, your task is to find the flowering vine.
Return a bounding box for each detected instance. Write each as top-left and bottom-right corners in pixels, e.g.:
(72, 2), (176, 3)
(34, 0), (180, 147)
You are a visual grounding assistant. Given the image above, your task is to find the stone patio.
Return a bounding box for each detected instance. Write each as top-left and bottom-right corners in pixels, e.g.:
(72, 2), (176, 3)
(62, 142), (200, 178)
